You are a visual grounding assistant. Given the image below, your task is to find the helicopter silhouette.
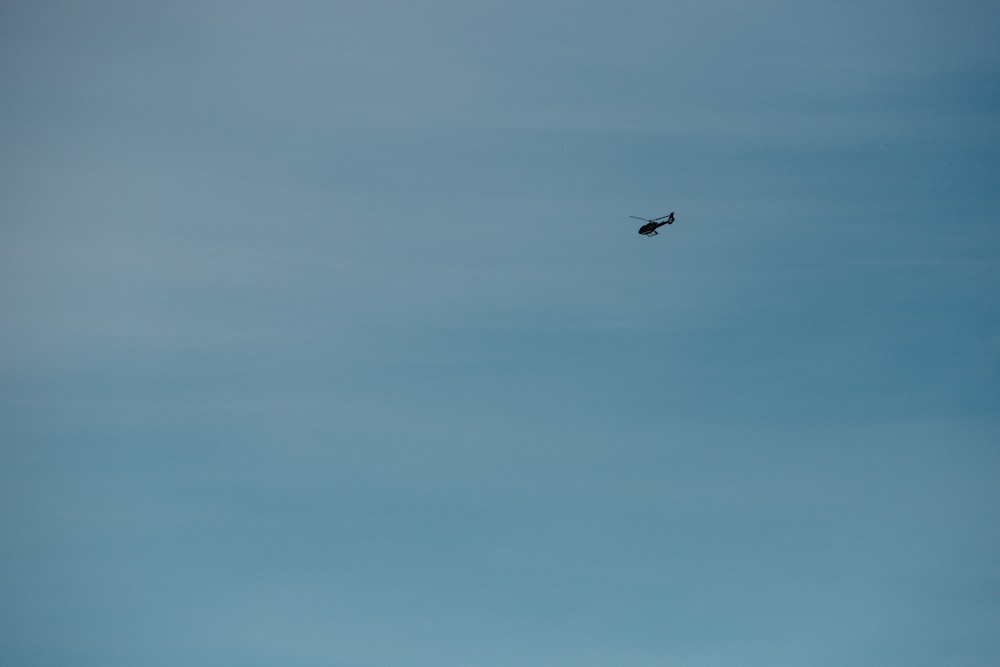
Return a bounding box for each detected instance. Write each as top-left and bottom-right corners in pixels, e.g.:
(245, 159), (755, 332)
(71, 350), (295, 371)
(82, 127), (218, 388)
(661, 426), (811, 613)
(631, 212), (675, 236)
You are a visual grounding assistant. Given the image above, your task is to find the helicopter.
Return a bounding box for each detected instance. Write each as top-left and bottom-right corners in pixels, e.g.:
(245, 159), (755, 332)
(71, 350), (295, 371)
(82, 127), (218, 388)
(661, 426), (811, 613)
(632, 212), (675, 236)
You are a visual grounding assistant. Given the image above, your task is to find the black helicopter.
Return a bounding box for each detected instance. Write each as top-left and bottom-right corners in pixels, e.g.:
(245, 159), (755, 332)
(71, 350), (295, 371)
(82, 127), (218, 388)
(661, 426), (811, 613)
(632, 212), (675, 236)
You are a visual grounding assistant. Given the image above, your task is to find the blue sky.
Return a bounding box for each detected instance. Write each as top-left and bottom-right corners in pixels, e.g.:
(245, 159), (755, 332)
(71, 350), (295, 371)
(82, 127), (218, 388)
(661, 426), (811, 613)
(2, 1), (999, 665)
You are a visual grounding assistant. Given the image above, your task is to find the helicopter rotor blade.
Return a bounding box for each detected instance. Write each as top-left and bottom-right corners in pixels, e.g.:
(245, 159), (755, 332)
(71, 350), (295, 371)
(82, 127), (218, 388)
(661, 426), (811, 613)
(653, 214), (671, 221)
(629, 216), (649, 221)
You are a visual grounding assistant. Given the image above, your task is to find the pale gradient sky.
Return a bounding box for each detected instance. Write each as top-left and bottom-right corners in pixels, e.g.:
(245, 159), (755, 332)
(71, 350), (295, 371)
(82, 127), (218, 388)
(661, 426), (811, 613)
(2, 1), (999, 665)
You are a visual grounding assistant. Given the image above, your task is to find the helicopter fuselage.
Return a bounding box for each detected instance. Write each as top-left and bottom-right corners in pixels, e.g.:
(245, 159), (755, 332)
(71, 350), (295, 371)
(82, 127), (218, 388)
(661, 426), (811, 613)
(638, 221), (669, 236)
